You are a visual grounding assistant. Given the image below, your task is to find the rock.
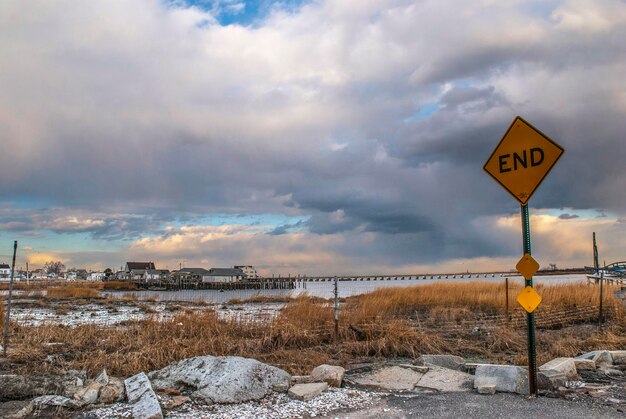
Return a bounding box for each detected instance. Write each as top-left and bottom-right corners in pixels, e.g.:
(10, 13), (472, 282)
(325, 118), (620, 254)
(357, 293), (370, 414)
(290, 375), (317, 385)
(288, 383), (328, 401)
(474, 364), (529, 395)
(610, 351), (626, 365)
(95, 369), (109, 386)
(310, 365), (345, 387)
(418, 355), (466, 371)
(576, 351), (613, 368)
(75, 381), (102, 405)
(574, 358), (596, 371)
(538, 370), (568, 391)
(417, 365), (473, 392)
(125, 372), (163, 419)
(600, 367), (624, 376)
(32, 395), (82, 409)
(98, 376), (125, 404)
(347, 366), (424, 391)
(539, 358), (578, 381)
(0, 400), (33, 419)
(148, 356), (291, 404)
(162, 395), (190, 409)
(0, 371), (86, 401)
(397, 364), (429, 373)
(477, 384), (496, 395)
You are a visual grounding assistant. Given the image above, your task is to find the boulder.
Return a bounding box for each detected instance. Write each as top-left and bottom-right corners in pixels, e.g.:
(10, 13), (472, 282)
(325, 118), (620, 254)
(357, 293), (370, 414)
(0, 371), (86, 401)
(125, 372), (163, 419)
(539, 358), (578, 381)
(148, 356), (291, 404)
(573, 358), (596, 371)
(474, 365), (528, 395)
(288, 383), (328, 401)
(576, 351), (612, 368)
(310, 365), (345, 387)
(610, 351), (626, 365)
(98, 377), (125, 404)
(418, 355), (466, 371)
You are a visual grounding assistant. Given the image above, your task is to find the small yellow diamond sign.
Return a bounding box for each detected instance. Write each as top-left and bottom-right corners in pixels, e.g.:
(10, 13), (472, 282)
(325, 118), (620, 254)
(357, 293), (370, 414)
(516, 253), (540, 280)
(484, 116), (564, 205)
(517, 286), (542, 313)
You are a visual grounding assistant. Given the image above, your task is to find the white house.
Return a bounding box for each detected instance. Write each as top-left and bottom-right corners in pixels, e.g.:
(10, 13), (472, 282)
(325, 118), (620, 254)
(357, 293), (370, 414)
(87, 272), (106, 281)
(0, 263), (11, 280)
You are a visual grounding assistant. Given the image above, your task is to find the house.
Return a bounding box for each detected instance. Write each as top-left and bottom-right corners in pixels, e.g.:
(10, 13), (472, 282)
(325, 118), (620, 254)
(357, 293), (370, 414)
(234, 265), (259, 279)
(130, 269), (147, 282)
(125, 262), (155, 272)
(145, 269), (170, 282)
(87, 272), (106, 281)
(203, 268), (245, 283)
(66, 269), (88, 281)
(0, 263), (11, 280)
(174, 268), (210, 283)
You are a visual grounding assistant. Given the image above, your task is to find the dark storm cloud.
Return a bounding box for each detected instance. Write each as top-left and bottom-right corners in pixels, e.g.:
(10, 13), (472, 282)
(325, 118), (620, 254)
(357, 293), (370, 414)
(559, 213), (579, 220)
(1, 0), (625, 270)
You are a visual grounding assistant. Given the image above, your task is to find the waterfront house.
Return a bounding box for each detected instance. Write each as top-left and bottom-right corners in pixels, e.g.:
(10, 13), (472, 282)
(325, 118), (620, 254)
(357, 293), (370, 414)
(87, 272), (106, 281)
(145, 269), (170, 282)
(125, 262), (155, 272)
(203, 267), (246, 283)
(234, 265), (259, 279)
(174, 268), (210, 283)
(0, 263), (11, 280)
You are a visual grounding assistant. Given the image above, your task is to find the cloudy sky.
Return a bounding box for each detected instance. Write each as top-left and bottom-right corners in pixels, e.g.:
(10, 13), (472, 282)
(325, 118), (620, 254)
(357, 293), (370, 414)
(1, 0), (625, 274)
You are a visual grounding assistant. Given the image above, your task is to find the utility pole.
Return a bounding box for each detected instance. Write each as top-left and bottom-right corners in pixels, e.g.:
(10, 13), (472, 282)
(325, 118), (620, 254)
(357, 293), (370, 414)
(3, 241), (18, 357)
(333, 276), (339, 344)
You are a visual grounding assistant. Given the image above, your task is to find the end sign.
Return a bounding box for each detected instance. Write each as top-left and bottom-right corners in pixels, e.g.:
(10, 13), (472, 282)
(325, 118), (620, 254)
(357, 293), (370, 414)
(484, 116), (564, 205)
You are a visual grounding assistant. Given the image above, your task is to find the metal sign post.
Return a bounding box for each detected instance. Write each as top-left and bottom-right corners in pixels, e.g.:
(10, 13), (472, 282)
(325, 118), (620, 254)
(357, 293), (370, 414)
(484, 116), (564, 397)
(520, 205), (538, 395)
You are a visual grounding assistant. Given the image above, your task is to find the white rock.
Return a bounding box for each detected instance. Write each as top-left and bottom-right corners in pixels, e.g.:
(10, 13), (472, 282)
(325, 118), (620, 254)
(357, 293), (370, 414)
(288, 382), (328, 401)
(95, 369), (109, 386)
(74, 381), (102, 405)
(125, 372), (163, 419)
(474, 364), (528, 395)
(148, 355), (291, 404)
(311, 365), (345, 387)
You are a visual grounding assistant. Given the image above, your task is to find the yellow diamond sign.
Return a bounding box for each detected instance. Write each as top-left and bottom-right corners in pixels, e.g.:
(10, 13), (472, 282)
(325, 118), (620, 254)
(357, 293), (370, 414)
(516, 253), (540, 280)
(517, 286), (542, 313)
(484, 116), (564, 205)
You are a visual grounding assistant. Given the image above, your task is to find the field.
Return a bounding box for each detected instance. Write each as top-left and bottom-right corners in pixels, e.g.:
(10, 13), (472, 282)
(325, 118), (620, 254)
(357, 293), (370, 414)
(1, 281), (624, 377)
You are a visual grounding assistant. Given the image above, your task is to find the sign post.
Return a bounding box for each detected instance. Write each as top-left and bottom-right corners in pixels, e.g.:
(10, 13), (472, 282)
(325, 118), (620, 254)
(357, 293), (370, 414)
(484, 116), (564, 396)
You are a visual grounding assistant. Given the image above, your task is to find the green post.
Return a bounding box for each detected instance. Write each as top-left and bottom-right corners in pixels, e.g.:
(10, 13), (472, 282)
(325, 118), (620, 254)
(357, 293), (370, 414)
(521, 205), (538, 396)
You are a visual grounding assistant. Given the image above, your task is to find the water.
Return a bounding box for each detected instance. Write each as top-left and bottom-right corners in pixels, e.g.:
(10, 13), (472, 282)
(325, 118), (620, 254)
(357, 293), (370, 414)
(104, 273), (589, 304)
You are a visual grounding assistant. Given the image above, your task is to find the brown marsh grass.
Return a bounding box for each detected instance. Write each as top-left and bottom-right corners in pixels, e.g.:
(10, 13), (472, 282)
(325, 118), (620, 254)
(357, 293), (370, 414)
(46, 287), (102, 299)
(3, 281), (623, 377)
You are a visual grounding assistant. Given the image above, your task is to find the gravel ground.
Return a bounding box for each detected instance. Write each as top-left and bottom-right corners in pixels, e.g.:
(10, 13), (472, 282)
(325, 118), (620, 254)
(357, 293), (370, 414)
(83, 388), (380, 419)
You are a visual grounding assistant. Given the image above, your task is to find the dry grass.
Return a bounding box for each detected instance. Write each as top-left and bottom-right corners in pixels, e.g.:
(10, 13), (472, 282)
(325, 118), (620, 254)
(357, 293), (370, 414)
(227, 295), (295, 304)
(3, 281), (623, 378)
(46, 287), (102, 299)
